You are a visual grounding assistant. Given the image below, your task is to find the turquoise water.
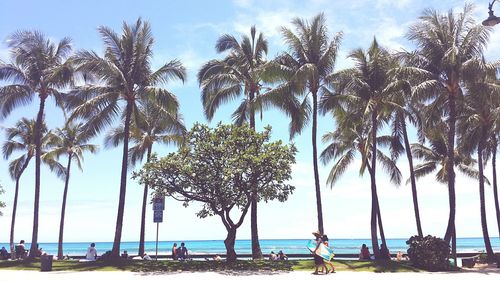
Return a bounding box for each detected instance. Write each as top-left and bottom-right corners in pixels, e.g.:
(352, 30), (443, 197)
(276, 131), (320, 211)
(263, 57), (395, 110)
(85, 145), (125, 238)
(1, 238), (499, 256)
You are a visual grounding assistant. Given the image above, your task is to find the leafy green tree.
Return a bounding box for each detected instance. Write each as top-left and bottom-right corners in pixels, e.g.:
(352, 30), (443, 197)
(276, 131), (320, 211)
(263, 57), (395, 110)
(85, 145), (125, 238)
(45, 120), (98, 260)
(2, 118), (64, 258)
(321, 38), (400, 258)
(198, 26), (268, 259)
(0, 31), (74, 258)
(265, 13), (342, 234)
(135, 124), (296, 262)
(458, 63), (499, 261)
(67, 18), (186, 257)
(104, 98), (185, 257)
(402, 4), (491, 244)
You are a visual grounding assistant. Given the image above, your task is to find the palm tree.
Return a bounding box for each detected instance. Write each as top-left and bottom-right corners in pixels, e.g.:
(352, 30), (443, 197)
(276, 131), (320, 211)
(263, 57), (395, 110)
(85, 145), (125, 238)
(388, 75), (425, 237)
(104, 98), (184, 257)
(0, 31), (74, 258)
(320, 105), (401, 258)
(321, 38), (400, 258)
(2, 119), (56, 258)
(411, 124), (482, 184)
(458, 63), (499, 262)
(403, 4), (491, 244)
(197, 26), (268, 258)
(265, 13), (342, 234)
(67, 18), (186, 257)
(45, 120), (98, 260)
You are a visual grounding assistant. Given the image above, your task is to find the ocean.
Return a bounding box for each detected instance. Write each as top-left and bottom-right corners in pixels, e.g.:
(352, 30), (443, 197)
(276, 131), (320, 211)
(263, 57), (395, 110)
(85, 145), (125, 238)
(2, 237), (499, 256)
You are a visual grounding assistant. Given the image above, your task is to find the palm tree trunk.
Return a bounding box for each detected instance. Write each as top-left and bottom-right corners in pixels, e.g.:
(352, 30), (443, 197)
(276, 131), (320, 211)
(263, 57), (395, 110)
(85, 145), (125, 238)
(9, 157), (31, 259)
(138, 146), (152, 257)
(249, 91), (262, 259)
(311, 91), (324, 234)
(491, 137), (500, 239)
(112, 101), (133, 257)
(57, 154), (72, 260)
(370, 110), (380, 258)
(444, 93), (456, 244)
(376, 195), (386, 246)
(29, 96), (46, 259)
(403, 119), (423, 237)
(478, 136), (495, 261)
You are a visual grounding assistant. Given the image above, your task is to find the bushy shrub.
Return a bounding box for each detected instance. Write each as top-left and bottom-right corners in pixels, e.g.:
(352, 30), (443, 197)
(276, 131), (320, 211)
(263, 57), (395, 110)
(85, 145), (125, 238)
(406, 235), (450, 271)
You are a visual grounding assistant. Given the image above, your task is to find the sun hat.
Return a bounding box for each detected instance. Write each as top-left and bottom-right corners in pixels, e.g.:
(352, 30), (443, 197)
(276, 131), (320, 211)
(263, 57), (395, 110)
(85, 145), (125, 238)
(312, 230), (322, 236)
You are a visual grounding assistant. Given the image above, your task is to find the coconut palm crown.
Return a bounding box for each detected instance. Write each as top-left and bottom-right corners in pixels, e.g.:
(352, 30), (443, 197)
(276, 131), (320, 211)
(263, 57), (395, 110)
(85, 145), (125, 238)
(66, 18), (186, 257)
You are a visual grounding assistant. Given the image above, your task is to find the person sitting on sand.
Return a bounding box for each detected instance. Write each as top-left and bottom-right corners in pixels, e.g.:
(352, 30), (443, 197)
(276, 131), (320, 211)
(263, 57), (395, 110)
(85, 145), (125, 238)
(0, 247), (9, 260)
(278, 250), (288, 261)
(178, 242), (188, 260)
(143, 253), (152, 260)
(359, 244), (371, 260)
(16, 240), (27, 259)
(86, 243), (97, 261)
(380, 243), (391, 260)
(213, 255), (222, 261)
(172, 243), (178, 260)
(121, 250), (128, 259)
(269, 251), (278, 261)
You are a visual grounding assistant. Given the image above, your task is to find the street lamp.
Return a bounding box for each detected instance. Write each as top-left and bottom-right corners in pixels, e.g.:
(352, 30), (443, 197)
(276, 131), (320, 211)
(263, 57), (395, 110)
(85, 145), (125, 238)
(482, 0), (500, 26)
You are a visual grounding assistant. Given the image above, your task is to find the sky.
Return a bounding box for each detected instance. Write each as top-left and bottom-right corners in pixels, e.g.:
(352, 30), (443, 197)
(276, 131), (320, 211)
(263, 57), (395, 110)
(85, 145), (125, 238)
(0, 0), (499, 244)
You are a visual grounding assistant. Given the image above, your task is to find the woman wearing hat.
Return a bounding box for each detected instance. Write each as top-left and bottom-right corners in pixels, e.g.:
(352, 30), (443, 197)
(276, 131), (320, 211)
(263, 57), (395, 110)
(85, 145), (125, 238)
(311, 231), (328, 274)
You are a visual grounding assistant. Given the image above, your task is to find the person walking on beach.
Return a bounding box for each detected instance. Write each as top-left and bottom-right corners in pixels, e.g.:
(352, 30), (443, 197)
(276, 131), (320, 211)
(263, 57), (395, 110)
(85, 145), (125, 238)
(322, 235), (336, 273)
(311, 231), (327, 274)
(171, 243), (178, 260)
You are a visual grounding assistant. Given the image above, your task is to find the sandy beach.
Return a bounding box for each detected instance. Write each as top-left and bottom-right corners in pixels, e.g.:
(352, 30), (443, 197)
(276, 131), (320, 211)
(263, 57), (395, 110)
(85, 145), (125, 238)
(3, 270), (500, 281)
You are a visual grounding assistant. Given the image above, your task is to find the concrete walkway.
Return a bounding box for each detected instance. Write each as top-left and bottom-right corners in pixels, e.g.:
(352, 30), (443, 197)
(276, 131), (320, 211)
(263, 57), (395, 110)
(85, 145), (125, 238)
(2, 270), (500, 281)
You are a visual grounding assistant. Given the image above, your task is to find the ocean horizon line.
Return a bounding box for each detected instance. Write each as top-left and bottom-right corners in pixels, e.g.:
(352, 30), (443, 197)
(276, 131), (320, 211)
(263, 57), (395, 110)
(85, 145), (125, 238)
(3, 236), (499, 244)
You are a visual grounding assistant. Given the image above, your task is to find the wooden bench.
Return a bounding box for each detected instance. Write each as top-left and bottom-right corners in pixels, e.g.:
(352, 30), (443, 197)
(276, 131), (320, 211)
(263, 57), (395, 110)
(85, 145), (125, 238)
(461, 255), (480, 268)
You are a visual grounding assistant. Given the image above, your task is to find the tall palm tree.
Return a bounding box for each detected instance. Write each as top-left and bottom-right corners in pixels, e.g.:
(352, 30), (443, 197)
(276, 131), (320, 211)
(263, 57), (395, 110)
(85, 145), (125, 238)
(104, 98), (185, 257)
(67, 18), (186, 257)
(2, 118), (59, 258)
(320, 105), (401, 258)
(0, 31), (73, 258)
(403, 4), (491, 244)
(197, 26), (268, 258)
(388, 75), (425, 237)
(321, 38), (400, 258)
(264, 13), (342, 234)
(45, 120), (98, 260)
(458, 63), (499, 262)
(490, 134), (500, 239)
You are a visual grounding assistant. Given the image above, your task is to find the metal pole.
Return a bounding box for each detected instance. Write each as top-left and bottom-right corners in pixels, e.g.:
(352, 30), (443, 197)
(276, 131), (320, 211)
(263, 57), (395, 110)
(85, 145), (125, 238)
(156, 222), (159, 261)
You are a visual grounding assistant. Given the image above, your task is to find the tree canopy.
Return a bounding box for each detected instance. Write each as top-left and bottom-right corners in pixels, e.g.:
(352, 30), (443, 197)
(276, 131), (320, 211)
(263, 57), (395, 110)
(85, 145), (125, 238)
(135, 123), (296, 261)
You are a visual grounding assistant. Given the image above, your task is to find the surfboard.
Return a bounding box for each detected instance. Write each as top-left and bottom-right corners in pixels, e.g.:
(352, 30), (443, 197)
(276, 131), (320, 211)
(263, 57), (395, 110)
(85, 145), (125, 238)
(307, 239), (335, 261)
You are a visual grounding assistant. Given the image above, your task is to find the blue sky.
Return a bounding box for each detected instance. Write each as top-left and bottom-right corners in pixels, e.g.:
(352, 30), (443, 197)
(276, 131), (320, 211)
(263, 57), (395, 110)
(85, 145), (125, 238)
(0, 0), (499, 244)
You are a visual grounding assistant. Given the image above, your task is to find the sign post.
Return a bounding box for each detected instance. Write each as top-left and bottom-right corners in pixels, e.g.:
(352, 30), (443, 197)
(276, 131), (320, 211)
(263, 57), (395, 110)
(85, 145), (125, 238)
(153, 197), (165, 261)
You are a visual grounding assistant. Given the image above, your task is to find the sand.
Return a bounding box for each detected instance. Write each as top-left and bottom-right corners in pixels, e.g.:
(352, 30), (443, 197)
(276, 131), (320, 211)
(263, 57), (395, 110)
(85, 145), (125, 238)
(3, 270), (500, 281)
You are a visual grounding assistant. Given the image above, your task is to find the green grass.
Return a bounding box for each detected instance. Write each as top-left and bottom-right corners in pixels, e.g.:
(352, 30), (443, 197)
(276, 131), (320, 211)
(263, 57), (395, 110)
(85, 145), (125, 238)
(0, 259), (422, 273)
